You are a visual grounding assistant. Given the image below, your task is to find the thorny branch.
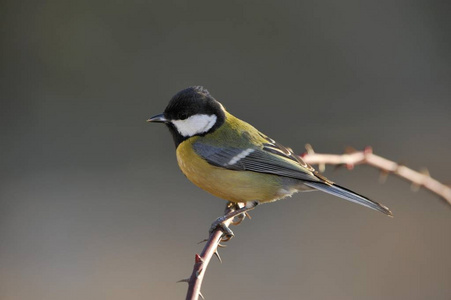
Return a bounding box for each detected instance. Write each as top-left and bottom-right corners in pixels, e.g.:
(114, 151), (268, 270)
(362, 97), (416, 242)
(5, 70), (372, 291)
(184, 203), (244, 300)
(184, 146), (451, 299)
(301, 145), (451, 206)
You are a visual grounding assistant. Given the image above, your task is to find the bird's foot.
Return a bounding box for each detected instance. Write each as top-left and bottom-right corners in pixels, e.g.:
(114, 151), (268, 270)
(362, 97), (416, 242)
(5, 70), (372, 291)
(231, 212), (246, 226)
(209, 217), (235, 240)
(209, 201), (259, 241)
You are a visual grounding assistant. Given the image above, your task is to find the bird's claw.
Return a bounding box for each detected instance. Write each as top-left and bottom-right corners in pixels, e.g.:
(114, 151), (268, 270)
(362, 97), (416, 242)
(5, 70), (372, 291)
(231, 211), (252, 225)
(231, 212), (246, 226)
(209, 219), (234, 240)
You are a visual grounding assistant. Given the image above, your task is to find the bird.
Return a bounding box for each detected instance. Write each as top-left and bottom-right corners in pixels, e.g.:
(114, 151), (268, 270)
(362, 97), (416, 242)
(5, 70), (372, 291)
(147, 86), (392, 234)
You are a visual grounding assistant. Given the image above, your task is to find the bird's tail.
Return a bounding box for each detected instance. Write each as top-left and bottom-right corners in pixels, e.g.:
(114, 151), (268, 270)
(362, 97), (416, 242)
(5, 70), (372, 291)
(304, 182), (393, 217)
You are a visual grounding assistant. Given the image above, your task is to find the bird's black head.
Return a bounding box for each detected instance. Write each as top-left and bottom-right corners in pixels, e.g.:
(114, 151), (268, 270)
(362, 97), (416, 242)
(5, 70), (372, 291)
(147, 86), (226, 147)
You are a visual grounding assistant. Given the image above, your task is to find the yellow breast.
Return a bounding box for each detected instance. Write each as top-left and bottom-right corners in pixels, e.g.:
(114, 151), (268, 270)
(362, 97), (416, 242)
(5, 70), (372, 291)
(176, 138), (285, 203)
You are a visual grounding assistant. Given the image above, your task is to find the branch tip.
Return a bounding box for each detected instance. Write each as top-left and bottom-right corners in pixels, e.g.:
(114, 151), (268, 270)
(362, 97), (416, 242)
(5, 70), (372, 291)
(301, 147), (450, 206)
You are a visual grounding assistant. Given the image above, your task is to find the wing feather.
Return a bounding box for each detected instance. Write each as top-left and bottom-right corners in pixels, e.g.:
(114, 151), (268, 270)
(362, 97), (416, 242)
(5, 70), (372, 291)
(192, 141), (321, 183)
(192, 130), (392, 216)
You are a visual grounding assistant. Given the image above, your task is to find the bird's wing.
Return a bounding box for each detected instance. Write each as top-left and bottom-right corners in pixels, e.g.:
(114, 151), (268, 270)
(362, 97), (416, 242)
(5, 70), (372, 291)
(193, 132), (392, 216)
(192, 136), (323, 183)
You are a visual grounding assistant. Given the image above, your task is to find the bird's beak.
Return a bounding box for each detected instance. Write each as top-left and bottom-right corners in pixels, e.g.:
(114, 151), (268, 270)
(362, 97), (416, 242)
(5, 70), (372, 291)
(147, 113), (168, 123)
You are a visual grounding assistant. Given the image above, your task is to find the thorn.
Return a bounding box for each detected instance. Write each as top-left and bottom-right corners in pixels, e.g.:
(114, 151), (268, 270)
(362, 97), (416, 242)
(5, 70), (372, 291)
(319, 163), (326, 173)
(333, 163), (345, 171)
(214, 251), (222, 263)
(411, 183), (421, 192)
(420, 168), (430, 177)
(197, 239), (208, 244)
(305, 143), (315, 154)
(176, 278), (190, 284)
(410, 168), (429, 192)
(195, 254), (204, 264)
(395, 162), (406, 174)
(218, 243), (227, 248)
(344, 146), (357, 154)
(245, 212), (252, 219)
(199, 291), (205, 299)
(379, 170), (389, 183)
(346, 163), (354, 170)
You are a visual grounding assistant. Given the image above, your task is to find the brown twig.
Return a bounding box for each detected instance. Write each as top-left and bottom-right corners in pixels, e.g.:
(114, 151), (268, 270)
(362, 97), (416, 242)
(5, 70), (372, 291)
(184, 145), (451, 299)
(185, 203), (244, 300)
(301, 144), (451, 205)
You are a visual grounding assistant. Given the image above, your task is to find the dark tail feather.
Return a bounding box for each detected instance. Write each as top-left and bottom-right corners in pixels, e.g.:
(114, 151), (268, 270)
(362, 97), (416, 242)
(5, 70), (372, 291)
(304, 182), (393, 217)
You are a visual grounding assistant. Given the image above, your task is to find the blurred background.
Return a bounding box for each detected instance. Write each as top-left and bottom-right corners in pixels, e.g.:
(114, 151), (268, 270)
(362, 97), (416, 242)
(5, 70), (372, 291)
(1, 1), (451, 299)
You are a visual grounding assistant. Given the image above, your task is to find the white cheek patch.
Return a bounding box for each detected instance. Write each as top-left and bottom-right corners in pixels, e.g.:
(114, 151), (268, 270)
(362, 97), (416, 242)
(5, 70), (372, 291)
(171, 114), (217, 137)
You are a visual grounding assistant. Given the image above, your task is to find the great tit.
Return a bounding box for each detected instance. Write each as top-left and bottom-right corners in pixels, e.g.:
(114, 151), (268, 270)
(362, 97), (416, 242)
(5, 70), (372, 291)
(147, 86), (392, 220)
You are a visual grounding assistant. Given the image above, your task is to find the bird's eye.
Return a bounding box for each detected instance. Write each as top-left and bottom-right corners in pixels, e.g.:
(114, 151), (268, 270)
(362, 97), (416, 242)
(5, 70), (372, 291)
(179, 113), (188, 120)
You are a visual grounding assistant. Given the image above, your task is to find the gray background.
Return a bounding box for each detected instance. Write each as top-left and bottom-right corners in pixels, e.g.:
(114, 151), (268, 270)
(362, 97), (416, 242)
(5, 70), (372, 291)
(1, 1), (451, 299)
